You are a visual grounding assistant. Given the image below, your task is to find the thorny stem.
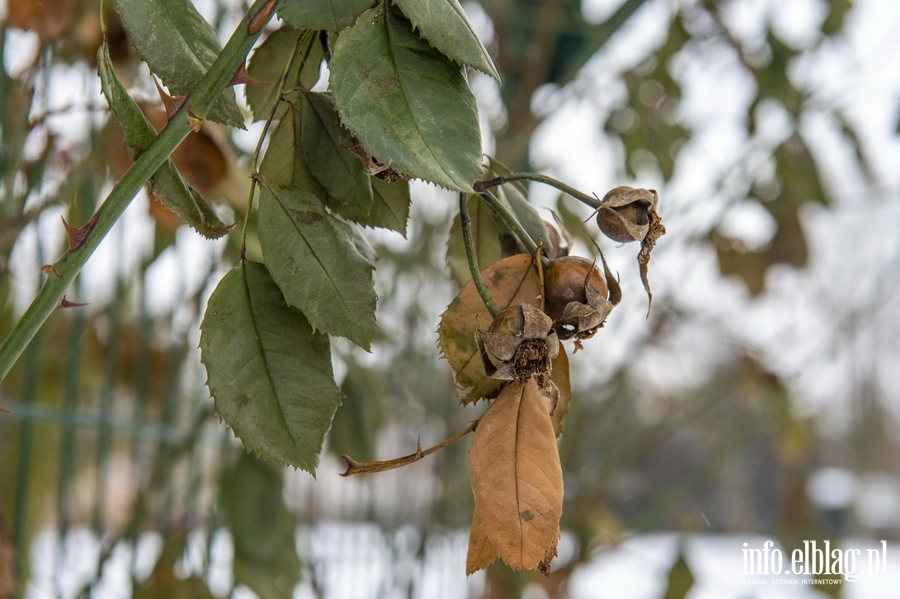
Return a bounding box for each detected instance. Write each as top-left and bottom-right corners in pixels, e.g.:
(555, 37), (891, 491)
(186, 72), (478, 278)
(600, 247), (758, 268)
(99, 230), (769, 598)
(476, 172), (602, 211)
(242, 29), (312, 258)
(0, 0), (281, 382)
(459, 193), (500, 318)
(341, 417), (481, 477)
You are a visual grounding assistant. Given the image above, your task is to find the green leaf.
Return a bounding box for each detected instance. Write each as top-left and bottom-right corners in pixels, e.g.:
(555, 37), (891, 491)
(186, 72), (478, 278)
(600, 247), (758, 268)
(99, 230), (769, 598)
(199, 262), (342, 473)
(662, 551), (694, 599)
(328, 361), (386, 462)
(299, 90), (373, 215)
(393, 0), (499, 80)
(278, 0), (376, 31)
(221, 453), (300, 599)
(259, 101), (407, 233)
(259, 103), (332, 205)
(258, 184), (378, 349)
(259, 101), (358, 220)
(446, 194), (503, 286)
(246, 27), (324, 122)
(114, 0), (244, 128)
(330, 5), (482, 192)
(259, 105), (322, 193)
(133, 536), (215, 599)
(98, 43), (232, 239)
(367, 177), (411, 236)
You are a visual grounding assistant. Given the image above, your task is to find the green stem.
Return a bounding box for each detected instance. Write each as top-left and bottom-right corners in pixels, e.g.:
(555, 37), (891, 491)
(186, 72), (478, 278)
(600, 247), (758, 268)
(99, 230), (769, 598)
(0, 0), (280, 381)
(476, 172), (602, 210)
(459, 193), (499, 318)
(477, 190), (540, 257)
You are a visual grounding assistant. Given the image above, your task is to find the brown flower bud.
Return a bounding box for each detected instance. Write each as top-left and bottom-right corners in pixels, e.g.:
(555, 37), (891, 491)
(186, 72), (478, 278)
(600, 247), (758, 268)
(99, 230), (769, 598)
(595, 186), (666, 316)
(595, 186), (657, 243)
(476, 303), (559, 386)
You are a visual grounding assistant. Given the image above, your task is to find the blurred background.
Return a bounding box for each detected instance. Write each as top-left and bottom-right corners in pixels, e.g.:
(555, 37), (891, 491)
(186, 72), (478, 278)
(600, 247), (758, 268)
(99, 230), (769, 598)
(2, 0), (900, 597)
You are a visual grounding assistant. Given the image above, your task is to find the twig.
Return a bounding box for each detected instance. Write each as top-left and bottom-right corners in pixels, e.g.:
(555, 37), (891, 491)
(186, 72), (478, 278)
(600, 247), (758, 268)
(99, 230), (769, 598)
(340, 417), (481, 477)
(476, 172), (601, 210)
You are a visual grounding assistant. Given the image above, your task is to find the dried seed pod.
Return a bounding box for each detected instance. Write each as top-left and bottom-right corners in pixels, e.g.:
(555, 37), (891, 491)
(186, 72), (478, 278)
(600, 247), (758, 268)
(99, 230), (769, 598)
(476, 303), (559, 387)
(543, 256), (619, 349)
(595, 186), (655, 242)
(595, 186), (665, 315)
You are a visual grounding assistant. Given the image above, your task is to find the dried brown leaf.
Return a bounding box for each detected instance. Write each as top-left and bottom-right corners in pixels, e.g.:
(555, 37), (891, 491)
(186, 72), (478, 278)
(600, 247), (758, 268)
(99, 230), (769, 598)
(438, 255), (542, 404)
(466, 508), (498, 575)
(110, 103), (234, 198)
(549, 343), (571, 437)
(7, 0), (74, 41)
(469, 378), (563, 571)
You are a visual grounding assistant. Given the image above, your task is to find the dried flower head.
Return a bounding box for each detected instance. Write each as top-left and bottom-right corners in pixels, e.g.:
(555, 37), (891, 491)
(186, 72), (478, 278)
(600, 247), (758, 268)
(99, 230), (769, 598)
(595, 186), (665, 315)
(476, 303), (559, 387)
(543, 256), (620, 351)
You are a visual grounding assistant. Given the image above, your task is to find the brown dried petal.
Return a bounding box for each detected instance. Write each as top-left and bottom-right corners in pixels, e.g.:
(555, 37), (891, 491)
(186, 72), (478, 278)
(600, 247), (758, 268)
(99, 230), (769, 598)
(597, 247), (622, 307)
(554, 265), (613, 341)
(520, 303), (554, 340)
(556, 302), (602, 340)
(480, 330), (520, 363)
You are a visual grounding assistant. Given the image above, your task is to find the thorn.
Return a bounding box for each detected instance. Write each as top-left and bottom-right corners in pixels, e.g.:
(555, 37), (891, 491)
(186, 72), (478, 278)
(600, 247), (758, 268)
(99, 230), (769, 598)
(229, 63), (267, 87)
(153, 77), (187, 120)
(248, 0), (278, 36)
(0, 406), (9, 413)
(41, 264), (62, 278)
(61, 214), (99, 251)
(56, 295), (91, 311)
(416, 438), (423, 458)
(339, 454), (359, 477)
(186, 109), (202, 132)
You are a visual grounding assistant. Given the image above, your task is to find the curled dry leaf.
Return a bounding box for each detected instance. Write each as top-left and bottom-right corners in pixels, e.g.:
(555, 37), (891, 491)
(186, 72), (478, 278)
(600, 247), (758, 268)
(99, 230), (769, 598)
(549, 342), (571, 437)
(469, 378), (563, 572)
(438, 254), (543, 404)
(595, 186), (665, 314)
